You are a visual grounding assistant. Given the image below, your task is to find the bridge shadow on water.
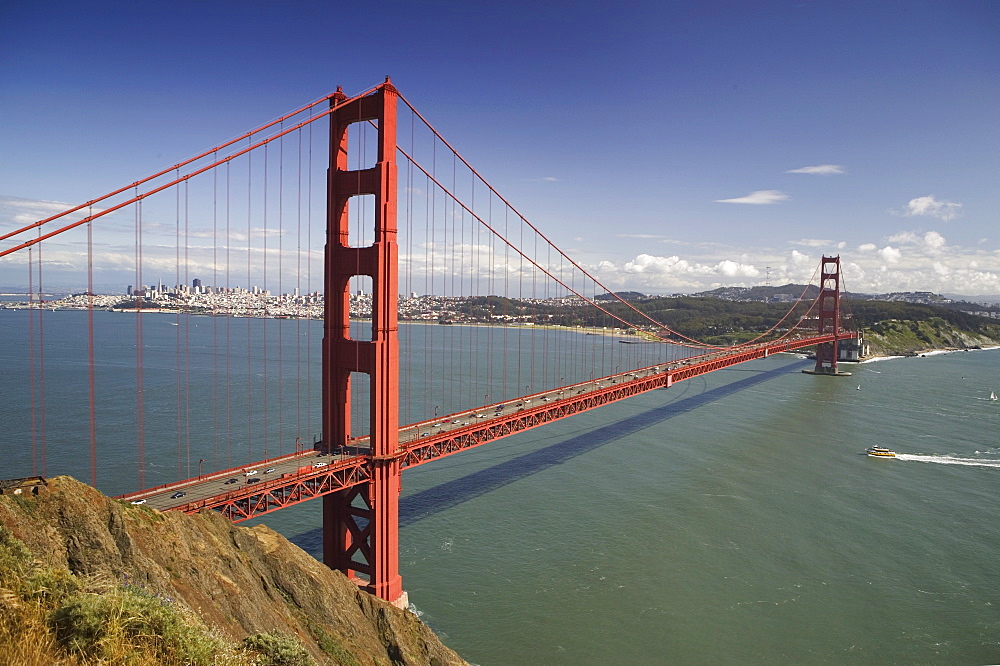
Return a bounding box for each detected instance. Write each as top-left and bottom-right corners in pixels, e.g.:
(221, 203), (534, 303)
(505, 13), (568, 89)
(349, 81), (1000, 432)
(289, 359), (806, 549)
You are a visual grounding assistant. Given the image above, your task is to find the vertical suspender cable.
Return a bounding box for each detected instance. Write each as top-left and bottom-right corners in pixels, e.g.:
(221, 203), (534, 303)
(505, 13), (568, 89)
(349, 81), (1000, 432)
(135, 194), (145, 488)
(175, 170), (183, 479)
(87, 212), (97, 487)
(502, 207), (509, 400)
(423, 172), (431, 421)
(486, 193), (494, 402)
(184, 180), (192, 478)
(277, 127), (284, 456)
(225, 163), (232, 468)
(306, 112), (313, 445)
(213, 152), (219, 472)
(403, 111), (414, 425)
(36, 230), (47, 476)
(516, 213), (531, 395)
(426, 142), (436, 414)
(247, 136), (254, 462)
(28, 247), (36, 476)
(262, 143), (269, 460)
(296, 127), (303, 446)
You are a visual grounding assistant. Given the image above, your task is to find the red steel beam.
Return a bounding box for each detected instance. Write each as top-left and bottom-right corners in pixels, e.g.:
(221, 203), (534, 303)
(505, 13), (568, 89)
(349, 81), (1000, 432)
(125, 332), (852, 523)
(174, 456), (370, 522)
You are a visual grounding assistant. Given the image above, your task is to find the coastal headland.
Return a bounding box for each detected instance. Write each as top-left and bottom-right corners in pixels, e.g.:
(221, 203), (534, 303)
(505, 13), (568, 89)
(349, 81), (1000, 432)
(0, 476), (466, 665)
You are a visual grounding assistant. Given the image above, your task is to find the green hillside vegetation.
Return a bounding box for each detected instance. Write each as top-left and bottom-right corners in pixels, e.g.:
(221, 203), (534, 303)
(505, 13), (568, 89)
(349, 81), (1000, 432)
(863, 317), (999, 356)
(841, 302), (1000, 355)
(0, 523), (273, 665)
(463, 294), (1000, 351)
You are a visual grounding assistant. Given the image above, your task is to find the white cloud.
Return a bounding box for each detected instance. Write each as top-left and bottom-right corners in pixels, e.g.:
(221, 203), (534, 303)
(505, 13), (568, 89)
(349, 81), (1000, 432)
(899, 195), (962, 221)
(888, 230), (947, 254)
(715, 259), (759, 277)
(787, 250), (815, 276)
(1, 195), (106, 229)
(790, 238), (835, 248)
(786, 164), (845, 175)
(923, 231), (946, 252)
(582, 230), (1000, 296)
(715, 190), (789, 205)
(878, 246), (901, 263)
(887, 231), (919, 245)
(620, 254), (694, 275)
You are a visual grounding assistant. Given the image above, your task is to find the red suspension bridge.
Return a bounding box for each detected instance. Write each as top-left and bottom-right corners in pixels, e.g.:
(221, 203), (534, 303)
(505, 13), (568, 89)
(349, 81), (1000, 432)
(0, 79), (854, 607)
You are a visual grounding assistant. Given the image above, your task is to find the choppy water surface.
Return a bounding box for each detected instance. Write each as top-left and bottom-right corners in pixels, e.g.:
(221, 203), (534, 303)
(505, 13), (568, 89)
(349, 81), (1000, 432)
(3, 310), (999, 664)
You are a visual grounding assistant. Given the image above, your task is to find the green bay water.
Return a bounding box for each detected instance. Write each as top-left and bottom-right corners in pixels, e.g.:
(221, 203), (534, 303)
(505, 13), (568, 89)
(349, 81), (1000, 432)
(2, 310), (999, 663)
(268, 349), (1000, 665)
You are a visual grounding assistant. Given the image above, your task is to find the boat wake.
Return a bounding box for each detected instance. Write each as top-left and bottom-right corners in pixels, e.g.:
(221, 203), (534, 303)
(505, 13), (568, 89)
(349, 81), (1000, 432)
(894, 454), (1000, 469)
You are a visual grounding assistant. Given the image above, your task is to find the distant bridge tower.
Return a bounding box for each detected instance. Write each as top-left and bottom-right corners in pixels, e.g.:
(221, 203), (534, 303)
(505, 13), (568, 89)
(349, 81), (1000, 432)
(321, 79), (405, 607)
(811, 255), (848, 375)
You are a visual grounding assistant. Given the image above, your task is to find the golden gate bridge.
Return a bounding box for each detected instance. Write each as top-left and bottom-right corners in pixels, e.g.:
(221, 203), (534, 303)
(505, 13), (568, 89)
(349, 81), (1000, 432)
(0, 78), (855, 607)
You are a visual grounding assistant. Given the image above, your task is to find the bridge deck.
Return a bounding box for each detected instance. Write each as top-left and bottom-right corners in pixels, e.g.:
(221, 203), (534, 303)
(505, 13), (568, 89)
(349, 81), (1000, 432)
(117, 333), (848, 521)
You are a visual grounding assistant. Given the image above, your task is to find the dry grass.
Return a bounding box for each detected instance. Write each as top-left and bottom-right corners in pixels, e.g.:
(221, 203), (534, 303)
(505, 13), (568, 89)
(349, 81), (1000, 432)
(0, 525), (265, 666)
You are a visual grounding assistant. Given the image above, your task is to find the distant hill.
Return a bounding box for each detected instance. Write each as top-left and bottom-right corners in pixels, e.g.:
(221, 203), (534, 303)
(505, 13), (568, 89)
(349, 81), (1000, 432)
(693, 284), (819, 302)
(596, 291), (647, 301)
(942, 293), (1000, 305)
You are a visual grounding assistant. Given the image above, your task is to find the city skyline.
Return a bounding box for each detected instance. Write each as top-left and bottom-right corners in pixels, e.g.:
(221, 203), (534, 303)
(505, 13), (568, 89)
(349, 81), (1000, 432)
(2, 2), (998, 296)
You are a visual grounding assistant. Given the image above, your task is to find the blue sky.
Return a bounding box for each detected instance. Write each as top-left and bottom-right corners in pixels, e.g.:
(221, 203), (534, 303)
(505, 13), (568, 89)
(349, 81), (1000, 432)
(2, 1), (999, 296)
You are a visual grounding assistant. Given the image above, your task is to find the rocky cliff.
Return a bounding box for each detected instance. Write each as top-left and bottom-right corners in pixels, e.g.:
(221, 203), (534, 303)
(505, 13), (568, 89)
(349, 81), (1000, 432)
(0, 476), (465, 665)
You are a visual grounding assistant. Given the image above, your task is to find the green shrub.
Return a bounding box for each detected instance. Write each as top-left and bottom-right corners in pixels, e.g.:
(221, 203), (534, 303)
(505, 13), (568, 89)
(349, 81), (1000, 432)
(0, 526), (78, 604)
(242, 632), (315, 666)
(49, 586), (220, 665)
(0, 526), (33, 580)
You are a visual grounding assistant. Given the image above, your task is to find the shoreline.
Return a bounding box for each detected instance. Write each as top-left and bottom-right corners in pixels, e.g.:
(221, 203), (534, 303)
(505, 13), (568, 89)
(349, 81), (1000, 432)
(857, 345), (1000, 364)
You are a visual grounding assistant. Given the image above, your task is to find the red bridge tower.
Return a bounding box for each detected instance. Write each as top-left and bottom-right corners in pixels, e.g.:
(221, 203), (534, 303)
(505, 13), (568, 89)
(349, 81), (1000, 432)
(321, 80), (405, 606)
(810, 255), (850, 376)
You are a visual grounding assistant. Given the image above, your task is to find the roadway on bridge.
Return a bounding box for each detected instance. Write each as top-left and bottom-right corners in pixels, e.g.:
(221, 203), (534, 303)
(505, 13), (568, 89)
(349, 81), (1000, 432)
(122, 361), (674, 511)
(122, 342), (831, 514)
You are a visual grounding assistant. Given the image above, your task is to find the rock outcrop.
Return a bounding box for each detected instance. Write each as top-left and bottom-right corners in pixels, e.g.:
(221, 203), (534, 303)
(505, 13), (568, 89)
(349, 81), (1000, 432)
(0, 476), (465, 665)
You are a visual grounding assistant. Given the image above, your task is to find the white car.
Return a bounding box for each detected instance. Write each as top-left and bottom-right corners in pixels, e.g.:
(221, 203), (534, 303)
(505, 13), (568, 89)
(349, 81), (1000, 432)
(313, 462), (328, 468)
(244, 470), (258, 476)
(130, 499), (146, 505)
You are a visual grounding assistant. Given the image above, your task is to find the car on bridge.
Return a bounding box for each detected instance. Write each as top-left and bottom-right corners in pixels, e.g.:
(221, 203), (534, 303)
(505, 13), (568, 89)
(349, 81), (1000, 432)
(264, 468), (275, 474)
(170, 491), (186, 499)
(246, 478), (261, 484)
(313, 462), (328, 468)
(244, 470), (258, 476)
(130, 499), (146, 505)
(224, 478), (237, 484)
